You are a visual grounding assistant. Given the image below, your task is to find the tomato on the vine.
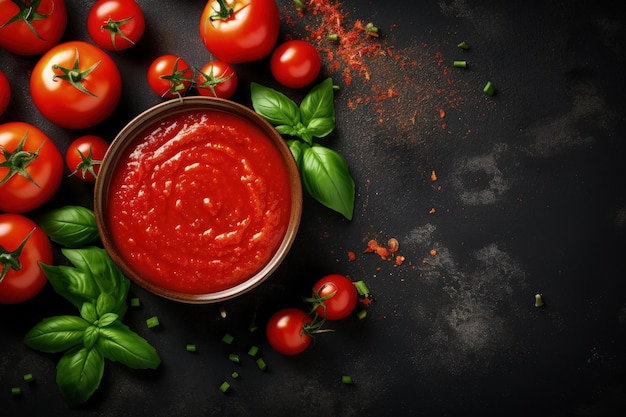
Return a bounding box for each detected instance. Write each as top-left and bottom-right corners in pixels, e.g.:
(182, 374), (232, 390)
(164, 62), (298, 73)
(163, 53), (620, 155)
(196, 61), (238, 99)
(270, 40), (322, 89)
(200, 0), (280, 64)
(0, 0), (67, 55)
(310, 274), (358, 321)
(0, 69), (9, 117)
(65, 135), (109, 182)
(0, 121), (63, 213)
(30, 41), (122, 129)
(147, 55), (193, 99)
(87, 0), (145, 51)
(0, 213), (52, 304)
(266, 308), (314, 355)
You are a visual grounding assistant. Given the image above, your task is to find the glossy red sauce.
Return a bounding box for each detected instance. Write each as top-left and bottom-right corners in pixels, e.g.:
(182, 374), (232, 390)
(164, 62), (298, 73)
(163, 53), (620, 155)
(107, 109), (292, 294)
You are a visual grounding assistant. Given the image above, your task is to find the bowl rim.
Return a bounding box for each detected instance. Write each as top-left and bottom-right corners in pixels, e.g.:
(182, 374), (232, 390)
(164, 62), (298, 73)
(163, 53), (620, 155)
(94, 96), (302, 304)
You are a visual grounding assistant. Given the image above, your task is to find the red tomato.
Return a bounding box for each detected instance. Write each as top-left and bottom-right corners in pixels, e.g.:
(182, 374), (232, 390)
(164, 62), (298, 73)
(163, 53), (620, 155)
(270, 40), (322, 89)
(266, 308), (313, 355)
(311, 274), (358, 320)
(87, 0), (145, 51)
(0, 0), (67, 55)
(196, 61), (238, 99)
(0, 69), (9, 116)
(30, 41), (122, 129)
(199, 0), (280, 64)
(0, 121), (63, 213)
(65, 135), (109, 182)
(147, 55), (193, 99)
(0, 213), (52, 304)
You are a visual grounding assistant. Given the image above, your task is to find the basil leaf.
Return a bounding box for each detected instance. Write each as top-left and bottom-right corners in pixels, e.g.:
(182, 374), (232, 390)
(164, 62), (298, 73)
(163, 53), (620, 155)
(56, 346), (104, 406)
(80, 302), (97, 323)
(96, 293), (116, 317)
(305, 117), (335, 139)
(37, 205), (99, 248)
(61, 247), (130, 318)
(301, 144), (355, 220)
(24, 316), (89, 353)
(40, 263), (99, 311)
(83, 326), (99, 349)
(97, 321), (161, 369)
(98, 313), (119, 328)
(300, 77), (335, 131)
(251, 82), (300, 127)
(287, 139), (308, 168)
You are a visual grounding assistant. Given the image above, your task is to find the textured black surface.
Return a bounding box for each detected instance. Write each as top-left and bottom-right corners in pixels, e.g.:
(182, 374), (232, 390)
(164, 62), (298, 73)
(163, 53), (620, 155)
(1, 1), (626, 416)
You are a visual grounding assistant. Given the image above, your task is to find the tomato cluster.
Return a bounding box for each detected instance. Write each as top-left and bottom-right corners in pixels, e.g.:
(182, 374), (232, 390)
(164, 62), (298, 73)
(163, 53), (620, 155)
(266, 274), (363, 355)
(0, 0), (326, 307)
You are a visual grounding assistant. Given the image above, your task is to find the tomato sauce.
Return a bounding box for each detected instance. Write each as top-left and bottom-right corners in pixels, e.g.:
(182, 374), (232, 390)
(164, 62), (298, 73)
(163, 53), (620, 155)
(107, 109), (292, 294)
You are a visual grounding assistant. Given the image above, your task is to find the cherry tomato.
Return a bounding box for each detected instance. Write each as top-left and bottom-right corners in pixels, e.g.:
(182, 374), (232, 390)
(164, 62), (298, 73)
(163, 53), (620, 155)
(200, 0), (280, 64)
(87, 0), (145, 51)
(270, 40), (322, 89)
(30, 41), (122, 129)
(196, 61), (238, 99)
(0, 121), (63, 213)
(0, 0), (67, 55)
(0, 69), (9, 116)
(311, 274), (358, 321)
(147, 55), (193, 99)
(266, 308), (313, 355)
(0, 213), (52, 304)
(65, 135), (109, 182)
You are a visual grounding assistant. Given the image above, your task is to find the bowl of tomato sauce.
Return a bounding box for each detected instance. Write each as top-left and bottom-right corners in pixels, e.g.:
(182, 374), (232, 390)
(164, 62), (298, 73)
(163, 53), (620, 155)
(94, 97), (302, 303)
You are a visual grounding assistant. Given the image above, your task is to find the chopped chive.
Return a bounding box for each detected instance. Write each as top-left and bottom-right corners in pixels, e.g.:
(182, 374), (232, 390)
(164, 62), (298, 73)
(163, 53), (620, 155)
(327, 33), (339, 41)
(221, 333), (234, 345)
(130, 297), (141, 307)
(453, 60), (467, 68)
(341, 375), (353, 384)
(356, 309), (368, 320)
(219, 381), (230, 393)
(354, 280), (370, 297)
(231, 371), (240, 379)
(229, 353), (240, 363)
(23, 373), (34, 383)
(186, 344), (197, 352)
(483, 81), (496, 96)
(247, 345), (259, 357)
(256, 357), (267, 371)
(11, 387), (21, 396)
(457, 41), (470, 50)
(366, 22), (379, 36)
(146, 316), (160, 328)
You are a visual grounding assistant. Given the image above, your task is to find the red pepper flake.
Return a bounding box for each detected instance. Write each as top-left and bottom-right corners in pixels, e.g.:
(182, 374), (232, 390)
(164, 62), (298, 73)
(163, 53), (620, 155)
(365, 239), (379, 253)
(394, 255), (405, 266)
(429, 249), (437, 257)
(430, 170), (438, 181)
(387, 238), (399, 253)
(438, 108), (445, 118)
(347, 251), (356, 261)
(375, 246), (390, 260)
(429, 208), (436, 214)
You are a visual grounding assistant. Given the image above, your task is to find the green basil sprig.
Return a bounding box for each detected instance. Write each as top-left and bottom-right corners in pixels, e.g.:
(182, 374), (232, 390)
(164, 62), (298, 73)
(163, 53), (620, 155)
(24, 216), (160, 406)
(37, 205), (100, 248)
(251, 78), (355, 220)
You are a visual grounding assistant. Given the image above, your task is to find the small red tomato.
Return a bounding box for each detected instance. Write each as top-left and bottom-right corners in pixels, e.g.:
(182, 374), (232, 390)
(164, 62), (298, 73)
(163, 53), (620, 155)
(0, 0), (67, 56)
(311, 274), (358, 321)
(266, 308), (313, 355)
(0, 213), (52, 304)
(147, 55), (193, 99)
(87, 0), (145, 51)
(65, 135), (110, 182)
(0, 69), (9, 116)
(270, 40), (322, 89)
(0, 121), (64, 213)
(196, 61), (238, 99)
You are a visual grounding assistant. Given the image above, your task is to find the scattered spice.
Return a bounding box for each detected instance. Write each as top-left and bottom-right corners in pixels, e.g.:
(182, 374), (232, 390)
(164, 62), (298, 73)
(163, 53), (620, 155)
(431, 170), (438, 181)
(219, 307), (227, 318)
(394, 255), (405, 266)
(429, 249), (437, 257)
(387, 238), (399, 253)
(347, 250), (356, 261)
(534, 293), (545, 308)
(429, 208), (436, 214)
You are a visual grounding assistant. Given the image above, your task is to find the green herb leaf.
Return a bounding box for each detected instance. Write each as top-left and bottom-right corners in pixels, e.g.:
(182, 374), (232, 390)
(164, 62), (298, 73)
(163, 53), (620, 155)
(301, 144), (355, 220)
(286, 139), (308, 168)
(83, 326), (99, 349)
(24, 316), (90, 353)
(37, 205), (99, 248)
(97, 313), (119, 328)
(80, 302), (98, 323)
(300, 77), (335, 137)
(97, 321), (161, 369)
(96, 293), (116, 317)
(250, 82), (300, 127)
(56, 346), (104, 406)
